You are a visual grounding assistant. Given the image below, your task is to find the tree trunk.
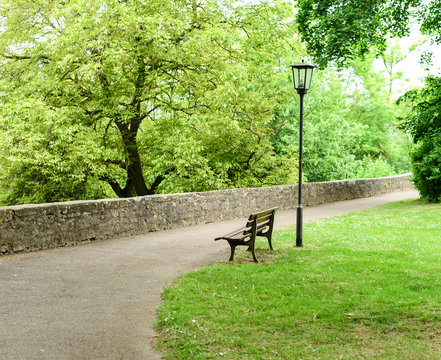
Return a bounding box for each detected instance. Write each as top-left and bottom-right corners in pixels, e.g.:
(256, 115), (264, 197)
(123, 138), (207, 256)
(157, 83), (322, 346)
(108, 120), (150, 198)
(122, 131), (149, 197)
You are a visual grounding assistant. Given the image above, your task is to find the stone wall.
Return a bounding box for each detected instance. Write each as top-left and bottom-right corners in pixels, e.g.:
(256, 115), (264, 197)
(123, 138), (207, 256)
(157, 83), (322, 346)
(0, 174), (413, 254)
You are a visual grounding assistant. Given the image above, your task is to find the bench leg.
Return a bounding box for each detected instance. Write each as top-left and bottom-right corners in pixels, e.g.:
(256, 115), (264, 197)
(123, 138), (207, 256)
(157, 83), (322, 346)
(267, 233), (274, 251)
(248, 245), (258, 263)
(259, 232), (274, 251)
(228, 243), (237, 261)
(251, 247), (258, 263)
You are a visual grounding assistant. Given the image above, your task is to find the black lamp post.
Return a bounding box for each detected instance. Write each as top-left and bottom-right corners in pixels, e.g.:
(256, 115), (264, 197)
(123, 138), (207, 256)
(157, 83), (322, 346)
(291, 60), (314, 247)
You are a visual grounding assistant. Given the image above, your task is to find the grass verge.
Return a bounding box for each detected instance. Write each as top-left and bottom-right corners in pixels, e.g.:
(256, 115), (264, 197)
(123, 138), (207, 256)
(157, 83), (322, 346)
(155, 199), (441, 359)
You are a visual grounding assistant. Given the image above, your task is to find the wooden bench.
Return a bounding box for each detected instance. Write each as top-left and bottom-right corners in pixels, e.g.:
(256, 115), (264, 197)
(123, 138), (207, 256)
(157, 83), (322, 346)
(215, 207), (278, 263)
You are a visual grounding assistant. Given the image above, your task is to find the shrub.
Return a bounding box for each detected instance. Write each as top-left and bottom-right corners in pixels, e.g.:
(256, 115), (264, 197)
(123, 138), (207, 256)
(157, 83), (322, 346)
(410, 137), (441, 202)
(399, 76), (441, 202)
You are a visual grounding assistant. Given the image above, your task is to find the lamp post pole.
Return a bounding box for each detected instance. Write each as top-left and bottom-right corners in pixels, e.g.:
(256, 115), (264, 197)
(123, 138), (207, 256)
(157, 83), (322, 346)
(296, 90), (305, 247)
(290, 60), (314, 248)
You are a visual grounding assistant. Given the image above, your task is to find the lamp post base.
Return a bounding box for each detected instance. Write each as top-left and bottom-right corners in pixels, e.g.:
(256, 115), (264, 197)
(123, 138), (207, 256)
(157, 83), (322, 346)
(296, 205), (303, 247)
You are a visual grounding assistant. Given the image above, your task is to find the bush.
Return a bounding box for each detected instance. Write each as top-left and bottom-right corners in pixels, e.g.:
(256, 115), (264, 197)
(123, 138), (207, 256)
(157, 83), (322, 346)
(353, 156), (396, 179)
(399, 76), (441, 202)
(410, 137), (441, 202)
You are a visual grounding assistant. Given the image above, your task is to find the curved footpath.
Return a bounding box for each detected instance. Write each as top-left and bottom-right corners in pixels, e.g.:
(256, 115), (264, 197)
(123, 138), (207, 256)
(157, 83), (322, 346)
(0, 190), (418, 360)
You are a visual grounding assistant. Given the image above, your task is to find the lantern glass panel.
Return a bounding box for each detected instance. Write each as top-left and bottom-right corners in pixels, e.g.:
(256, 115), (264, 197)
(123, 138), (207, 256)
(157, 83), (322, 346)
(291, 67), (299, 89)
(298, 68), (306, 88)
(305, 67), (313, 90)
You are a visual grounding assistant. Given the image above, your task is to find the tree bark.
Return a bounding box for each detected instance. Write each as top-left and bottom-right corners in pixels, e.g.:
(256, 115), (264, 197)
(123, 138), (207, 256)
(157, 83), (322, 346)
(120, 130), (150, 197)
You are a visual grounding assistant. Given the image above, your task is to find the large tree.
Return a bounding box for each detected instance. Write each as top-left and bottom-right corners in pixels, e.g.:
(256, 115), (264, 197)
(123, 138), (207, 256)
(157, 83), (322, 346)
(0, 0), (300, 204)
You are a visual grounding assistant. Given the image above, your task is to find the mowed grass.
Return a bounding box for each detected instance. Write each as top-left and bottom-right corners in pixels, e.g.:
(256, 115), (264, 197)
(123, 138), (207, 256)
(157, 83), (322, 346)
(155, 199), (441, 359)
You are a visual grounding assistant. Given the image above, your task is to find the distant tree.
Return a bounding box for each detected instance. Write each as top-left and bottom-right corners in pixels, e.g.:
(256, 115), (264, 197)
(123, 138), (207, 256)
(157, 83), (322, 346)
(273, 65), (408, 183)
(381, 40), (424, 98)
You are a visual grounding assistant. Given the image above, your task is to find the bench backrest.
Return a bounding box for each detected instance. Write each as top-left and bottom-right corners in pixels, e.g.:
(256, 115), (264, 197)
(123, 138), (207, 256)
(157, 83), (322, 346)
(244, 207), (278, 235)
(246, 207), (277, 226)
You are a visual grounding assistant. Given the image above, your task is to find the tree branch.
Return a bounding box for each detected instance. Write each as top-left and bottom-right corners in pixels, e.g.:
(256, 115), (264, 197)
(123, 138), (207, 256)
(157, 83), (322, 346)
(0, 53), (50, 61)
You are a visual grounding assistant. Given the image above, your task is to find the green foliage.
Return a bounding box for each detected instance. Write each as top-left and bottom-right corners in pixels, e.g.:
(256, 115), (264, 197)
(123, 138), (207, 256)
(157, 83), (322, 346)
(296, 0), (428, 68)
(399, 76), (441, 202)
(399, 76), (441, 141)
(410, 138), (441, 202)
(381, 39), (424, 97)
(275, 62), (410, 183)
(353, 156), (396, 179)
(0, 0), (300, 204)
(0, 98), (114, 204)
(0, 0), (415, 205)
(156, 199), (441, 359)
(383, 130), (413, 174)
(296, 0), (441, 200)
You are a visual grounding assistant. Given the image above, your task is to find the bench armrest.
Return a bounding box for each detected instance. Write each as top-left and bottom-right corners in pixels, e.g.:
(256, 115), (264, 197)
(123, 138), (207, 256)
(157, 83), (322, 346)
(215, 226), (250, 241)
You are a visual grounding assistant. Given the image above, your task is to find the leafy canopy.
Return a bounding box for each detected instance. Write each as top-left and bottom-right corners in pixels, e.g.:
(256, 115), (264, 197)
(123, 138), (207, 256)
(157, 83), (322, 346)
(0, 0), (301, 204)
(297, 0), (438, 68)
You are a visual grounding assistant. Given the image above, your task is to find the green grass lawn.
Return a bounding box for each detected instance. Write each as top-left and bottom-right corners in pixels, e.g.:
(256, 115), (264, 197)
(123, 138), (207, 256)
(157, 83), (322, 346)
(155, 199), (441, 359)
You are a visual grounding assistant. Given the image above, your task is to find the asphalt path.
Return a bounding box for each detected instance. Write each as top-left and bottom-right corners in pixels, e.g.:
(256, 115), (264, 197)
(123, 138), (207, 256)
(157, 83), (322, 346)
(0, 189), (419, 360)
